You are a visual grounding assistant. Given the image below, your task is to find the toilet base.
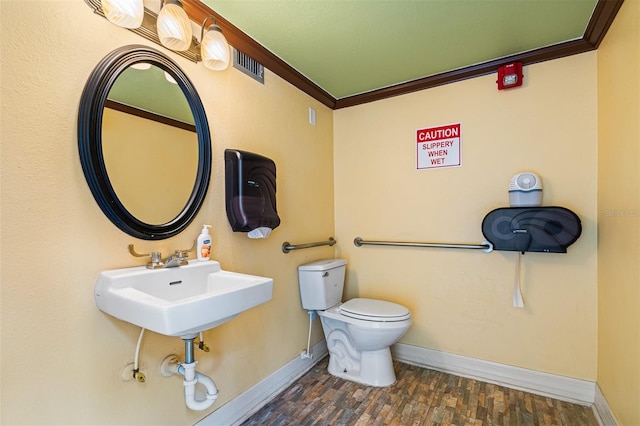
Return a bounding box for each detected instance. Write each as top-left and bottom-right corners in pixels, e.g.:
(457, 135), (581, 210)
(327, 347), (396, 387)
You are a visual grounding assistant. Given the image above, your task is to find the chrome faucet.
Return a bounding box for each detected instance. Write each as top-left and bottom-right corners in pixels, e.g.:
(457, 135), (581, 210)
(163, 249), (190, 268)
(128, 242), (196, 269)
(128, 245), (164, 269)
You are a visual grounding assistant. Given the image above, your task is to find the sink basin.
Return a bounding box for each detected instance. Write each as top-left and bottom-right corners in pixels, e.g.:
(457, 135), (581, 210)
(94, 260), (273, 338)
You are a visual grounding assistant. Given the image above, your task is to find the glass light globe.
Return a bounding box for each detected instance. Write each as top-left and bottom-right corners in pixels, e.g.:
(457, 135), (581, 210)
(157, 2), (193, 52)
(201, 25), (230, 71)
(102, 0), (144, 29)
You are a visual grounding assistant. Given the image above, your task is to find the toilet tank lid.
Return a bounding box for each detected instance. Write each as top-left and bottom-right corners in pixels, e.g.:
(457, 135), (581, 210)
(341, 298), (410, 319)
(298, 259), (346, 271)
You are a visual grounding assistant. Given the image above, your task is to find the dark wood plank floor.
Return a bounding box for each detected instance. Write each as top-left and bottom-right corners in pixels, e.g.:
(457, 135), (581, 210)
(241, 356), (598, 425)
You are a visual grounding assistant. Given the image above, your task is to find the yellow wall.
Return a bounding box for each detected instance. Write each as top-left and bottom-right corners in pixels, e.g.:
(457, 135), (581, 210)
(597, 0), (640, 424)
(102, 108), (198, 224)
(0, 2), (333, 424)
(1, 1), (638, 425)
(334, 53), (598, 380)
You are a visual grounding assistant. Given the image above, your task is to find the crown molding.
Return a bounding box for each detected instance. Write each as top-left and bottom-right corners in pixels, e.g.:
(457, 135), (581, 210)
(181, 0), (623, 110)
(335, 0), (624, 109)
(183, 0), (336, 109)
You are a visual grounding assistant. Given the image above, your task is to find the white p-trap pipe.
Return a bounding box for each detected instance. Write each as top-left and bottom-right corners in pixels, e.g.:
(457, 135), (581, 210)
(179, 361), (219, 411)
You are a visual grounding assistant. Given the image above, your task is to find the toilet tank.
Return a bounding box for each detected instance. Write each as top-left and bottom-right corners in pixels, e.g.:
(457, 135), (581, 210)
(298, 259), (347, 310)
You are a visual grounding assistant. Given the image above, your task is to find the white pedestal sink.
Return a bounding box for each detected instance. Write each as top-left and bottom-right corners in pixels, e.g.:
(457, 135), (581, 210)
(94, 260), (273, 338)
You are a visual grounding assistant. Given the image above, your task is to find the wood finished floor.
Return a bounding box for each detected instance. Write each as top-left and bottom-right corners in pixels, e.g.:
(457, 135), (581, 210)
(241, 357), (597, 426)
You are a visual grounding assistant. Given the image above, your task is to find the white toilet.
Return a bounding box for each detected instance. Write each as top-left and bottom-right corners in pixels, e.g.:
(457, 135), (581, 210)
(298, 259), (411, 387)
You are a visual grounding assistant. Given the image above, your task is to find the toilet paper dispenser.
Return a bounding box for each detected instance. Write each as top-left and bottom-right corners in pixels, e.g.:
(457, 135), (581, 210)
(225, 149), (280, 234)
(482, 206), (581, 253)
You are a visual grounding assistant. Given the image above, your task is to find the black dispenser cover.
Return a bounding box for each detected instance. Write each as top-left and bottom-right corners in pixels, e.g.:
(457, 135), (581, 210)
(225, 149), (280, 232)
(482, 207), (581, 253)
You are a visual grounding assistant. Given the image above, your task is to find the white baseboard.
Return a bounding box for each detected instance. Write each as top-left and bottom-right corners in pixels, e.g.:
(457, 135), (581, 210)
(197, 340), (328, 426)
(592, 384), (619, 426)
(391, 343), (595, 406)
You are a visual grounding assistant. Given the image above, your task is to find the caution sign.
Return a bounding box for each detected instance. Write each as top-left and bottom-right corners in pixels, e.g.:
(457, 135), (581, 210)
(416, 123), (462, 170)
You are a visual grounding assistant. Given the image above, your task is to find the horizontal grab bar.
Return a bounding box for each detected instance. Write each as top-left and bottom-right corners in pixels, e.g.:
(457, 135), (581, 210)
(354, 237), (493, 253)
(282, 237), (336, 254)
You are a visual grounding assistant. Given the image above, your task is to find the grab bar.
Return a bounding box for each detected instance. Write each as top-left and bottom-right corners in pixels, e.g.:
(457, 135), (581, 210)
(282, 237), (336, 253)
(354, 237), (493, 253)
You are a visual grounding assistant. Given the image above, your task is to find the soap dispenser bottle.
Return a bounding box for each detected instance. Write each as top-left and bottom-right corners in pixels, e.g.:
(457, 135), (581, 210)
(197, 225), (211, 261)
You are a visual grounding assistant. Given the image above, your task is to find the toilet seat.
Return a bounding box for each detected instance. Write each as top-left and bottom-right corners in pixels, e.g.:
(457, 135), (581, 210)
(339, 298), (410, 322)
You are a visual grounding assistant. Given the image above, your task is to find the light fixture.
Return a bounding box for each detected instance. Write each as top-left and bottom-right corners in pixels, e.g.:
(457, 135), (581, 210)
(199, 16), (230, 71)
(89, 0), (234, 68)
(157, 0), (193, 52)
(101, 0), (144, 29)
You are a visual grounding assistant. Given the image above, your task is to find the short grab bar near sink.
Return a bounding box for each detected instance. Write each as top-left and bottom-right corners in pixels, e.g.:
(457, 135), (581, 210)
(282, 237), (336, 253)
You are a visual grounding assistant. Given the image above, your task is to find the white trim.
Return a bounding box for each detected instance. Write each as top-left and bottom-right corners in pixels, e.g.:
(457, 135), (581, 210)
(196, 340), (328, 426)
(391, 343), (596, 405)
(592, 384), (619, 426)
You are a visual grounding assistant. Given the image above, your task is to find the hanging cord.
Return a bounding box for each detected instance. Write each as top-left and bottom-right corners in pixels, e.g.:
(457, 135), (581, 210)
(513, 252), (524, 308)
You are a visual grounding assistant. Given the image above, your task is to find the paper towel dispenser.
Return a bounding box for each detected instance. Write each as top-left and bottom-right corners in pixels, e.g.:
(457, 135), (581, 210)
(482, 207), (581, 253)
(225, 149), (281, 233)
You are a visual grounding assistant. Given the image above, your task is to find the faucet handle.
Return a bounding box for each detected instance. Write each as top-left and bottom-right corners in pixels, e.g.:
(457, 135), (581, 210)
(174, 240), (197, 259)
(128, 244), (164, 269)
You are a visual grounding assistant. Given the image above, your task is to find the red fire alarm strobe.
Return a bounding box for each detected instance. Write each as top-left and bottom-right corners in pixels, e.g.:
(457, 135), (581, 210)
(497, 62), (523, 90)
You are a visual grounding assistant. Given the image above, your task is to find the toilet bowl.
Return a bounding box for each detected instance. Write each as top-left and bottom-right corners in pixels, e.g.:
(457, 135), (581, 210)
(319, 298), (411, 386)
(298, 259), (411, 387)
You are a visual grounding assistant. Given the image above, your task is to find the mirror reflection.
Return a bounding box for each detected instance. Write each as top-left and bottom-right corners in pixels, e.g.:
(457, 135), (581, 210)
(102, 64), (198, 225)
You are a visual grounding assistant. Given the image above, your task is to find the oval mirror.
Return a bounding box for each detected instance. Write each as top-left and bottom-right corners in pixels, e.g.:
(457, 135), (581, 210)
(78, 45), (211, 240)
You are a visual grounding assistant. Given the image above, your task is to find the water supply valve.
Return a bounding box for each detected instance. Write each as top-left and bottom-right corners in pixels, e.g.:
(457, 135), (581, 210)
(133, 368), (146, 383)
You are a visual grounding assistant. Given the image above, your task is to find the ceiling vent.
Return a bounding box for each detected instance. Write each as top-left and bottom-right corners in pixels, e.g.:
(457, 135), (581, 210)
(233, 48), (264, 84)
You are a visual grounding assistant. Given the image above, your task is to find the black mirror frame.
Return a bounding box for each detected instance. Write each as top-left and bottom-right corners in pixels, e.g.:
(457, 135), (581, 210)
(78, 45), (211, 240)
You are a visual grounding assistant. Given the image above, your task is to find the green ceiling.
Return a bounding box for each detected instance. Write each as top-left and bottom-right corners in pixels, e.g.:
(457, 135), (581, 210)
(203, 0), (598, 99)
(107, 65), (194, 124)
